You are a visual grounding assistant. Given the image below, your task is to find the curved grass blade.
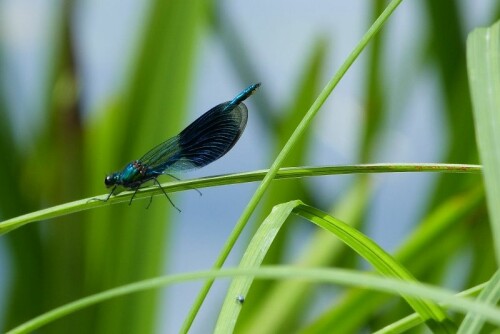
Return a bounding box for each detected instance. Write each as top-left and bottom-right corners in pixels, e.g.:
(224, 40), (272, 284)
(180, 1), (414, 331)
(303, 184), (484, 333)
(82, 2), (205, 333)
(216, 200), (456, 333)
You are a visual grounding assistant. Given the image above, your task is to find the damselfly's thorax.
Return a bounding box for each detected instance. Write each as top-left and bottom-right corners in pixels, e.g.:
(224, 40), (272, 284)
(132, 160), (148, 176)
(105, 160), (153, 189)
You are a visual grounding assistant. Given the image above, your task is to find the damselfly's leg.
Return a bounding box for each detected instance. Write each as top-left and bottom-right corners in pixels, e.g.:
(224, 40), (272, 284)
(129, 187), (140, 206)
(127, 187), (155, 209)
(88, 186), (116, 203)
(167, 174), (202, 196)
(153, 178), (181, 212)
(146, 194), (154, 209)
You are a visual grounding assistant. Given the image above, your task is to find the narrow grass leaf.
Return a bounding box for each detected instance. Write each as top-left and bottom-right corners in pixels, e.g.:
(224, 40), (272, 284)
(0, 164), (480, 235)
(216, 200), (454, 332)
(7, 267), (500, 334)
(457, 269), (500, 334)
(215, 201), (297, 333)
(181, 1), (405, 330)
(374, 283), (487, 334)
(293, 202), (456, 332)
(304, 184), (484, 333)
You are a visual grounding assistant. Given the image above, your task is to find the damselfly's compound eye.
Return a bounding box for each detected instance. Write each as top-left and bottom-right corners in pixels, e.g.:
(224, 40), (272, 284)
(104, 174), (116, 187)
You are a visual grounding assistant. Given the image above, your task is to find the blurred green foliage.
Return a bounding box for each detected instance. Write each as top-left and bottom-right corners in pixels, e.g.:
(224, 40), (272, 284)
(1, 1), (499, 333)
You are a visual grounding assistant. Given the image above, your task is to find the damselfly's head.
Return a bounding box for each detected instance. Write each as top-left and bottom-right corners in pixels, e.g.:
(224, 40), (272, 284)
(104, 173), (119, 188)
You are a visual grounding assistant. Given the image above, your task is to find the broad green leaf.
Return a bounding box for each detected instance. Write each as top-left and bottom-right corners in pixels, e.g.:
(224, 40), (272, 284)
(82, 2), (203, 333)
(215, 201), (297, 333)
(425, 0), (478, 205)
(304, 184), (484, 333)
(467, 19), (500, 263)
(239, 177), (372, 334)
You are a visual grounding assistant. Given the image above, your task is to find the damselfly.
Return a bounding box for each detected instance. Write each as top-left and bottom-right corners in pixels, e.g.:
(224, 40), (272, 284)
(100, 83), (260, 210)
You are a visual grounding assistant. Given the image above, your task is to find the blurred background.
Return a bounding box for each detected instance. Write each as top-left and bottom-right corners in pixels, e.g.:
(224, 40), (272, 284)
(0, 0), (499, 333)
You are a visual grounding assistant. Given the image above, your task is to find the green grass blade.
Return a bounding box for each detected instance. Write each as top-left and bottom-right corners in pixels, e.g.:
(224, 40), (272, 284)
(294, 202), (456, 332)
(215, 201), (297, 333)
(8, 267), (500, 334)
(180, 0), (405, 331)
(360, 0), (387, 162)
(467, 19), (500, 263)
(425, 0), (477, 206)
(457, 270), (500, 334)
(0, 45), (45, 329)
(239, 177), (372, 334)
(303, 184), (484, 333)
(0, 164), (480, 235)
(374, 283), (487, 334)
(216, 200), (454, 333)
(81, 2), (203, 333)
(238, 38), (328, 323)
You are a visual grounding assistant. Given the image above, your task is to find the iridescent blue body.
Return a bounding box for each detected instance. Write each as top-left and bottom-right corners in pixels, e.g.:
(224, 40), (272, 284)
(102, 83), (260, 209)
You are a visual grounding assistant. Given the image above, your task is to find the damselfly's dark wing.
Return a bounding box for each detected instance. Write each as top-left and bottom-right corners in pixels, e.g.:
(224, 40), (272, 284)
(138, 101), (248, 173)
(175, 101), (248, 170)
(138, 83), (259, 174)
(137, 135), (183, 172)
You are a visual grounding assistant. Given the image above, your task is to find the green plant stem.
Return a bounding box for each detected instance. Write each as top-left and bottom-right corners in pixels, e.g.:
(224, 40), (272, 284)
(180, 0), (405, 331)
(0, 163), (479, 235)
